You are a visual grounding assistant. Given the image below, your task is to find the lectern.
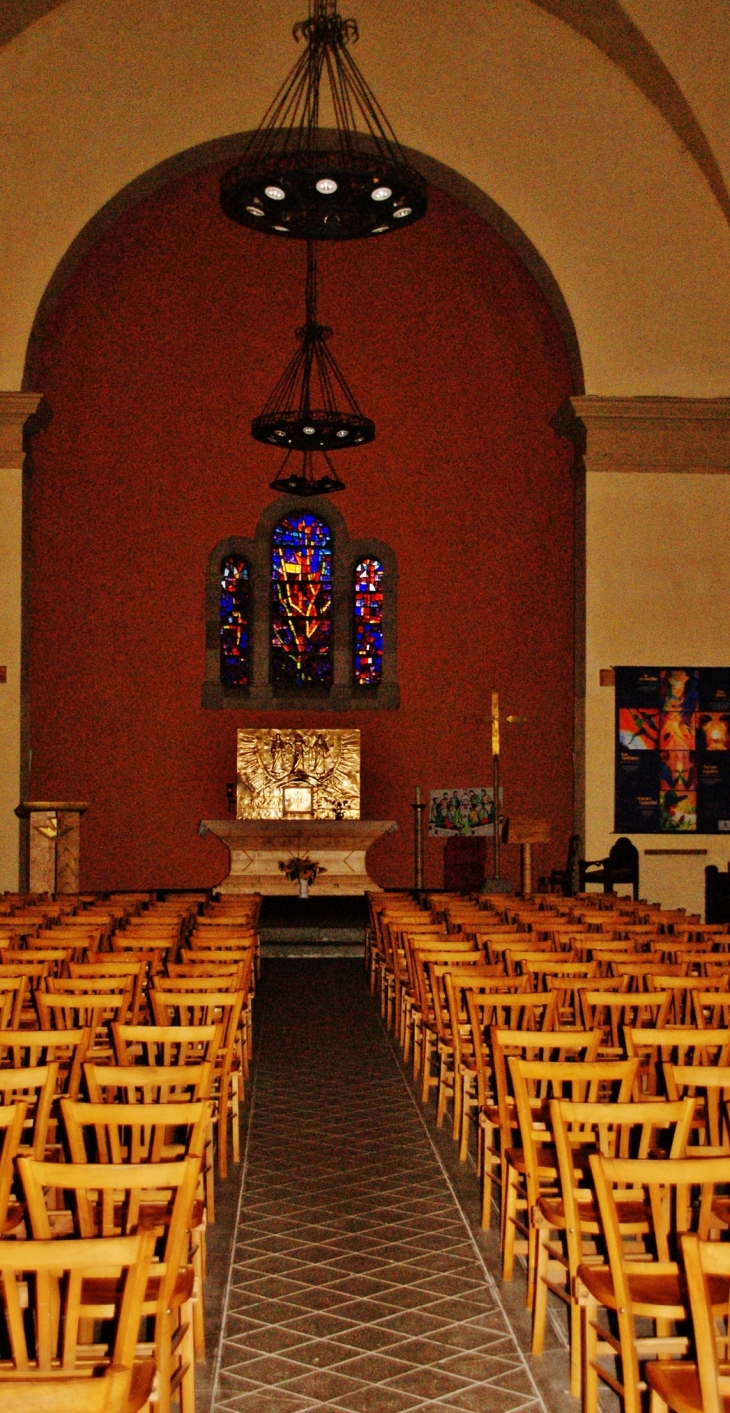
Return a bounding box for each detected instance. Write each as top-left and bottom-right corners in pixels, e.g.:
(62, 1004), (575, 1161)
(15, 802), (89, 895)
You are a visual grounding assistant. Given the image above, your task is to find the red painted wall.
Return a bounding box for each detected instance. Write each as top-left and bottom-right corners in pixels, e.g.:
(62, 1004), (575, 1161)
(26, 167), (576, 891)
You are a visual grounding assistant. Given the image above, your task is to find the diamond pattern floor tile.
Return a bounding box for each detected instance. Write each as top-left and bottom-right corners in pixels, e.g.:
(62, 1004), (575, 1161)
(211, 960), (548, 1413)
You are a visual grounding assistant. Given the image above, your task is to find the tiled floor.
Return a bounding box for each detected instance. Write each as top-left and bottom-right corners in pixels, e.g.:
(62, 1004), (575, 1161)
(210, 960), (550, 1413)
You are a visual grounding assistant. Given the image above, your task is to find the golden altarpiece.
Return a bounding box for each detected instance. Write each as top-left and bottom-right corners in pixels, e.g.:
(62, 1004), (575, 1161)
(201, 729), (395, 894)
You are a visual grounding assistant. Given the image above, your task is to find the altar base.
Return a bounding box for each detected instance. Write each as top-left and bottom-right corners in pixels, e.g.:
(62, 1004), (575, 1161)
(200, 819), (397, 895)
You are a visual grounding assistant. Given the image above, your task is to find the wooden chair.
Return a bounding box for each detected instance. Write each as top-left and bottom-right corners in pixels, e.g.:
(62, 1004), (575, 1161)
(665, 1063), (730, 1153)
(0, 1028), (92, 1099)
(36, 990), (130, 1061)
(694, 991), (730, 1029)
(580, 991), (671, 1055)
(170, 953), (255, 1061)
(148, 990), (244, 1178)
(0, 976), (29, 1030)
(443, 972), (526, 1158)
(387, 921), (445, 1036)
(399, 932), (473, 1052)
(112, 1022), (220, 1069)
(424, 960), (506, 1127)
(0, 1229), (156, 1413)
(45, 976), (134, 1023)
(539, 832), (580, 896)
(480, 1026), (601, 1233)
(19, 1154), (202, 1413)
(582, 1153), (730, 1413)
(2, 947), (72, 979)
(407, 944), (480, 1096)
(84, 1057), (211, 1098)
(0, 1103), (29, 1235)
(69, 960), (148, 1024)
(0, 1366), (134, 1413)
(534, 1096), (695, 1398)
(507, 1055), (637, 1308)
(618, 961), (687, 990)
(522, 959), (594, 991)
(647, 1233), (730, 1413)
(62, 1091), (211, 1349)
(0, 1063), (58, 1161)
(625, 1026), (730, 1097)
(547, 974), (628, 1029)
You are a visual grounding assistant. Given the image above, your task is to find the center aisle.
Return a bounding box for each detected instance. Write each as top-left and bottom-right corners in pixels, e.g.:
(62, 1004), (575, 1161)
(211, 959), (548, 1413)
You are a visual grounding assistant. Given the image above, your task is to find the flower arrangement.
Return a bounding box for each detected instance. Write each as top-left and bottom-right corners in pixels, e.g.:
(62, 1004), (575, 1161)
(278, 855), (325, 884)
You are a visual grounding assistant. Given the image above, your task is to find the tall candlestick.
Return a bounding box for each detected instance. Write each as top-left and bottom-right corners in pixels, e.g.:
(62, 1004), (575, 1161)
(481, 688), (512, 895)
(491, 691), (500, 757)
(412, 786), (425, 895)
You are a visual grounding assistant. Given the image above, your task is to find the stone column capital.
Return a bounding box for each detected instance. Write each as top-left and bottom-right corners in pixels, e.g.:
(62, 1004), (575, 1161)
(0, 392), (43, 469)
(567, 395), (730, 474)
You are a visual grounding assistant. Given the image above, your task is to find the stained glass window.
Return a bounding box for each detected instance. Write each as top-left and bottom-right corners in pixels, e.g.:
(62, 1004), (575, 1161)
(271, 514), (333, 687)
(354, 558), (384, 686)
(220, 556), (250, 687)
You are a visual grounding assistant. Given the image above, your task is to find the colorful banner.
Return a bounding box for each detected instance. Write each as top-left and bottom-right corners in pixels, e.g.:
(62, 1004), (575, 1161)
(428, 788), (501, 837)
(615, 668), (730, 833)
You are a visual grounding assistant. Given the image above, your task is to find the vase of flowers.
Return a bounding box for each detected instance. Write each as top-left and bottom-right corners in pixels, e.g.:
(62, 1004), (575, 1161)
(279, 855), (325, 897)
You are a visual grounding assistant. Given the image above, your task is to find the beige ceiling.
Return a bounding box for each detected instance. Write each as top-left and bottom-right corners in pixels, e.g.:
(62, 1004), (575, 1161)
(2, 0), (727, 226)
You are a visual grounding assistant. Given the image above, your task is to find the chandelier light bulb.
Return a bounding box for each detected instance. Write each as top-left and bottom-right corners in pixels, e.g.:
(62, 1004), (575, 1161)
(393, 206), (412, 218)
(303, 426), (316, 435)
(371, 186), (392, 202)
(265, 185), (286, 200)
(316, 178), (338, 194)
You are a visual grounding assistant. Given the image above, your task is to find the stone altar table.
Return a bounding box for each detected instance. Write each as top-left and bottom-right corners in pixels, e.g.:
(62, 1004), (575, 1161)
(200, 819), (397, 895)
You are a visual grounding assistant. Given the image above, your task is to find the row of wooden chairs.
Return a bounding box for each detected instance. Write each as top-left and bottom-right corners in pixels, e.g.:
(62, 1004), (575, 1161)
(368, 889), (730, 1413)
(0, 889), (262, 1413)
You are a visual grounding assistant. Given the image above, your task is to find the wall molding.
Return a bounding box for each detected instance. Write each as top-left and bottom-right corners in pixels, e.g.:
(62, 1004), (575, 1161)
(568, 395), (730, 473)
(0, 393), (43, 469)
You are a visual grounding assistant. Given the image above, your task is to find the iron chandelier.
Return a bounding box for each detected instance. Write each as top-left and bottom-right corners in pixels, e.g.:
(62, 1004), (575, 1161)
(253, 240), (374, 464)
(220, 0), (427, 241)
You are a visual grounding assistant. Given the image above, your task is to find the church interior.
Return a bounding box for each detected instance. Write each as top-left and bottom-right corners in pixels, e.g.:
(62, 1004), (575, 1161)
(1, 3), (730, 1412)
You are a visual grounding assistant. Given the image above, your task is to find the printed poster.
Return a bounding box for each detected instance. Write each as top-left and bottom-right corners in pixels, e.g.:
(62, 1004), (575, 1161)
(615, 667), (730, 834)
(428, 788), (502, 837)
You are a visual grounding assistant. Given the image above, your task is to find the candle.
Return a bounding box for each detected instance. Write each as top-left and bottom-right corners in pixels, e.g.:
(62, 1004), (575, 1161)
(491, 691), (500, 757)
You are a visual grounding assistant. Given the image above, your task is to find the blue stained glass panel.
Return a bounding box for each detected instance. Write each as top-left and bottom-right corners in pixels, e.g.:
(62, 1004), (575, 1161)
(220, 556), (250, 687)
(271, 515), (333, 687)
(354, 558), (383, 685)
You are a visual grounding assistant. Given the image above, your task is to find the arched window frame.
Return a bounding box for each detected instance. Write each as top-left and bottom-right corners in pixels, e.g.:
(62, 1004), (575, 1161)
(203, 495), (398, 710)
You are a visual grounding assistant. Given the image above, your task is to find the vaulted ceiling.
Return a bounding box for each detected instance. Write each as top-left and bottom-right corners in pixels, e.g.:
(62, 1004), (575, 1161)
(3, 0), (727, 225)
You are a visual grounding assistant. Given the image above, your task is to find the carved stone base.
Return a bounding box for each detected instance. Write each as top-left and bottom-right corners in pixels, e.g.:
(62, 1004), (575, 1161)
(200, 819), (397, 895)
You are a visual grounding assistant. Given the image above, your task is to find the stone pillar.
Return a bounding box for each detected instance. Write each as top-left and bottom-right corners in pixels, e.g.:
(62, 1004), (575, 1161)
(0, 394), (42, 891)
(15, 802), (89, 895)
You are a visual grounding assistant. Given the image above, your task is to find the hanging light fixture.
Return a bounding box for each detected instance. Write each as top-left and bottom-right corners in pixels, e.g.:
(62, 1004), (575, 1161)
(269, 447), (346, 497)
(254, 241), (373, 498)
(220, 0), (427, 241)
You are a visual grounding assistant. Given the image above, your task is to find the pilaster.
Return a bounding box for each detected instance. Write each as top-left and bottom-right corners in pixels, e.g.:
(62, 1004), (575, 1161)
(564, 395), (730, 915)
(0, 393), (42, 890)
